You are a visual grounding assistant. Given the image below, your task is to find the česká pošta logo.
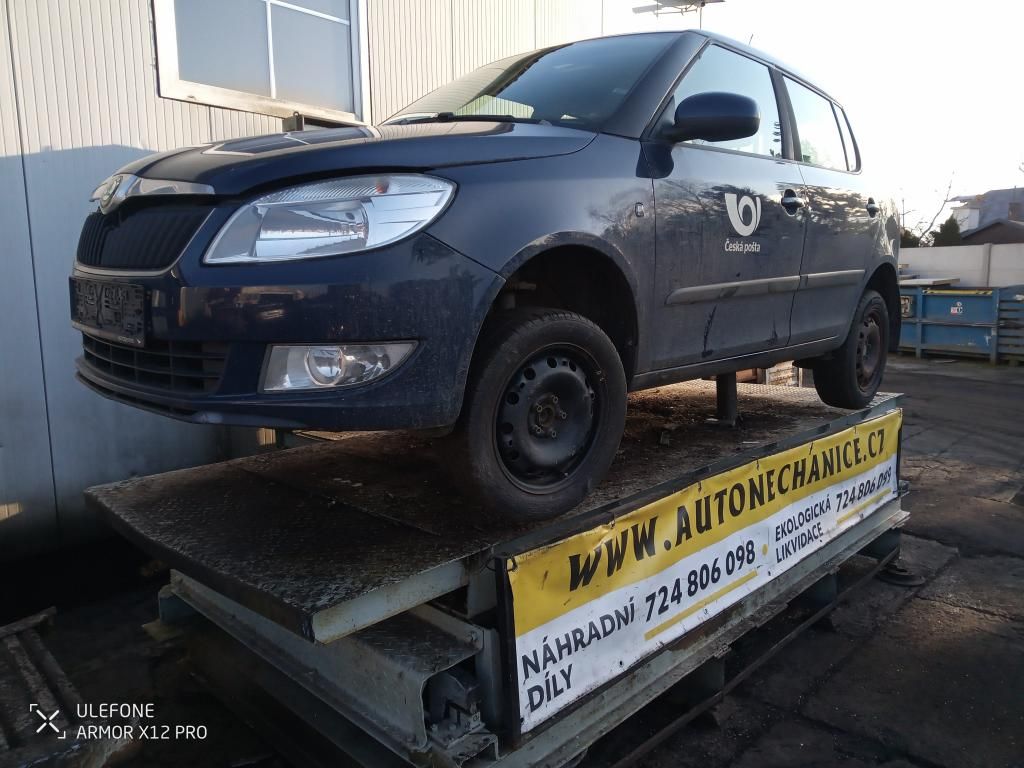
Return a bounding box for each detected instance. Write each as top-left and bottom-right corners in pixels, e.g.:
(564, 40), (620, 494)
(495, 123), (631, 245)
(724, 192), (762, 253)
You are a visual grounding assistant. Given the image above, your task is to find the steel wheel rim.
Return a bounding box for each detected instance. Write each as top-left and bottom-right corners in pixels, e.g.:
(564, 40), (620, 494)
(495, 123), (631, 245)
(494, 344), (600, 493)
(856, 308), (883, 391)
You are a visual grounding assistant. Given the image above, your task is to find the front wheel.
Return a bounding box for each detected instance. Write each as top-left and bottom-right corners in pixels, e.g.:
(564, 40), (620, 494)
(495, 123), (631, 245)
(813, 289), (890, 409)
(452, 308), (627, 521)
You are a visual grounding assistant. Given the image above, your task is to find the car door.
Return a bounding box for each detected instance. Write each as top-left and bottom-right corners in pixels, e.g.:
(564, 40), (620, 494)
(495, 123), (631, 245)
(783, 77), (882, 345)
(643, 44), (808, 371)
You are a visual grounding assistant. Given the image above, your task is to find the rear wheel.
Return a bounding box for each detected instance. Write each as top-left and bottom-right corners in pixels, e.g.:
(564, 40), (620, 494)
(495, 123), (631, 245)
(453, 308), (627, 521)
(813, 289), (889, 409)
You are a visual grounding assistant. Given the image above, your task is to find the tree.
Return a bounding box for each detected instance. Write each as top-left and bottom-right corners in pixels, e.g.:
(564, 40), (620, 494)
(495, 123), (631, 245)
(899, 177), (955, 246)
(900, 228), (922, 248)
(930, 214), (962, 247)
(912, 177), (955, 247)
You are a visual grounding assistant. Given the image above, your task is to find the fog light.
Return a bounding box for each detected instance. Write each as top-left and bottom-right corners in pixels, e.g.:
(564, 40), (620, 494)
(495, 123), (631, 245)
(262, 342), (416, 392)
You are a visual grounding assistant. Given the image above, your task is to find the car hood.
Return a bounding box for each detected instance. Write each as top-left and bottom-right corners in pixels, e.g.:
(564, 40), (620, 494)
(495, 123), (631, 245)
(118, 122), (597, 196)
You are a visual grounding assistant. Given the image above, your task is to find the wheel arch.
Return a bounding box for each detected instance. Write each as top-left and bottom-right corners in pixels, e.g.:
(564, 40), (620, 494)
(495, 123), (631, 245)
(487, 236), (642, 382)
(866, 262), (901, 352)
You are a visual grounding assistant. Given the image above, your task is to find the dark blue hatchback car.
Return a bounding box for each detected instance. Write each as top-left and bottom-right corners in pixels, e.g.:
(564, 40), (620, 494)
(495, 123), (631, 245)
(71, 31), (900, 520)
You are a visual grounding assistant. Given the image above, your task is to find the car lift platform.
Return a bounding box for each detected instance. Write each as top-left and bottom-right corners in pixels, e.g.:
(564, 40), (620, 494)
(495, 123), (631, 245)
(87, 381), (908, 768)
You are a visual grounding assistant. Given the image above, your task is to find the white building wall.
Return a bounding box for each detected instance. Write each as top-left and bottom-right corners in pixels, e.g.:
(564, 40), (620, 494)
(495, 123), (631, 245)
(0, 0), (282, 558)
(952, 205), (980, 233)
(535, 0), (602, 47)
(452, 0), (534, 75)
(367, 0), (455, 123)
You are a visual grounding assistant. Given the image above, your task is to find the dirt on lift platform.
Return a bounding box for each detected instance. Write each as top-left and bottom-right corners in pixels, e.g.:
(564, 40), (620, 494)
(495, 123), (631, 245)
(85, 381), (887, 644)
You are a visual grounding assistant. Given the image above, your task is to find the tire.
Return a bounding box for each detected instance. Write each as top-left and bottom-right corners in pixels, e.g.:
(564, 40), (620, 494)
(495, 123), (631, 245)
(451, 308), (627, 521)
(813, 289), (890, 409)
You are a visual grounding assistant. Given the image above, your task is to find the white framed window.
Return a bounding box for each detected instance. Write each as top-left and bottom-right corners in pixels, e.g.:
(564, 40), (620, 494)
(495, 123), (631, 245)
(153, 0), (371, 125)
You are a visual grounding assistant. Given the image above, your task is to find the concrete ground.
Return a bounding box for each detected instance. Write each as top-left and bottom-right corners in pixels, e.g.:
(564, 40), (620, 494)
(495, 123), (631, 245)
(2, 355), (1021, 767)
(635, 355), (1024, 768)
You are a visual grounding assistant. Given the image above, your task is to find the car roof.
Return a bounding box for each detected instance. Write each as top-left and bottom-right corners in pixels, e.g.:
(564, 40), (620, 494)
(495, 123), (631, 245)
(567, 30), (845, 109)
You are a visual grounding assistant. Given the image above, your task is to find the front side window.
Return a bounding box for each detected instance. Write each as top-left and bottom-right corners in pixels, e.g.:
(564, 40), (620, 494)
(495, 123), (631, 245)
(785, 77), (847, 171)
(661, 45), (782, 157)
(389, 33), (677, 130)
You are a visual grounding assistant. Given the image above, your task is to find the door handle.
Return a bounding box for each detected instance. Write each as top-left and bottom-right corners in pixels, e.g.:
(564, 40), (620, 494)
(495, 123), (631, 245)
(866, 198), (880, 217)
(781, 191), (805, 214)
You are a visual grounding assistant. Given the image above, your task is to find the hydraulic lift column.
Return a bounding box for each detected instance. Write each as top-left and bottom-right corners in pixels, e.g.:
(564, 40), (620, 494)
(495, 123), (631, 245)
(715, 372), (738, 426)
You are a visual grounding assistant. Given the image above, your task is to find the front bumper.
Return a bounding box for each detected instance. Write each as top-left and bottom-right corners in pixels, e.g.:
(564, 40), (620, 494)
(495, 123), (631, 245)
(72, 232), (503, 431)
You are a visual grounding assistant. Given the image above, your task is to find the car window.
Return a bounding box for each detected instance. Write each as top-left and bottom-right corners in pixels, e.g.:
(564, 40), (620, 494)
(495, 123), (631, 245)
(785, 77), (847, 171)
(661, 44), (782, 157)
(388, 33), (677, 130)
(834, 105), (860, 171)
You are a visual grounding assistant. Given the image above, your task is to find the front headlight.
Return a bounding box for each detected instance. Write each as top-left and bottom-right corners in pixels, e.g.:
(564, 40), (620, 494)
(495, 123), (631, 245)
(203, 174), (455, 264)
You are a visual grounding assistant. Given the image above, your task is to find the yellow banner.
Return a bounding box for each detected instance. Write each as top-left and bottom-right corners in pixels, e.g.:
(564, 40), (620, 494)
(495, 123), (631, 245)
(509, 410), (902, 636)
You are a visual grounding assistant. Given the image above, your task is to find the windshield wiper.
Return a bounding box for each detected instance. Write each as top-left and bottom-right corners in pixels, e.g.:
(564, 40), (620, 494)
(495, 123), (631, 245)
(385, 112), (548, 126)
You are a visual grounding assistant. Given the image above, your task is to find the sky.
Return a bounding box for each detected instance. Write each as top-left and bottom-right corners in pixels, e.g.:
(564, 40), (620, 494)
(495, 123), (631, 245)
(641, 0), (1024, 233)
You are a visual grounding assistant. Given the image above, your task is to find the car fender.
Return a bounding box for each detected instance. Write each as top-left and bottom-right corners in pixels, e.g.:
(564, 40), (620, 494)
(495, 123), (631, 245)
(454, 230), (642, 365)
(428, 134), (657, 374)
(503, 230), (641, 300)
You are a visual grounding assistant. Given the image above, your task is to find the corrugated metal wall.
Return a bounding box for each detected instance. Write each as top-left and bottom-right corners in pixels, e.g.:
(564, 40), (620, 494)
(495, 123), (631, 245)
(0, 1), (52, 551)
(0, 0), (282, 559)
(365, 0), (692, 122)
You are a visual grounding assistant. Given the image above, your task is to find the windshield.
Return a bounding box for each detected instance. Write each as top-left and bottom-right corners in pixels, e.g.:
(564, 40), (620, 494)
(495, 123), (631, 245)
(387, 33), (677, 130)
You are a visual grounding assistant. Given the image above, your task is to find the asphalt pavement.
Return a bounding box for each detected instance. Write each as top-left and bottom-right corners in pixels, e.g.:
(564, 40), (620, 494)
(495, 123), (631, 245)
(637, 355), (1024, 768)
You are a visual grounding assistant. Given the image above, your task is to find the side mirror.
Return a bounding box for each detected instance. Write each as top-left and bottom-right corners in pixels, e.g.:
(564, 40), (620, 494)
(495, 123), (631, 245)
(669, 91), (760, 143)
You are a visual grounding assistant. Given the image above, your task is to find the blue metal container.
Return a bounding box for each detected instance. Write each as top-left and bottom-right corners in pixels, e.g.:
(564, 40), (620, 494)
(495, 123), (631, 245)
(898, 285), (1023, 362)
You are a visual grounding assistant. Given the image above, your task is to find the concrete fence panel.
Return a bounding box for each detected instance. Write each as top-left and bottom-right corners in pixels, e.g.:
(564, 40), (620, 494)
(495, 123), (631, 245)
(901, 244), (1024, 287)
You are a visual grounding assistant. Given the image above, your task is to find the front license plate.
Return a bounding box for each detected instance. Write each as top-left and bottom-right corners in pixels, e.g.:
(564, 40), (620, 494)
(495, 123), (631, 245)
(70, 277), (146, 347)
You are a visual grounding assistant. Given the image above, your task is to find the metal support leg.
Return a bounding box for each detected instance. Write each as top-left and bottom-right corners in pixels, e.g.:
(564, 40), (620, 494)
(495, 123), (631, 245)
(659, 657), (726, 726)
(876, 551), (926, 587)
(686, 658), (726, 707)
(158, 584), (197, 625)
(859, 528), (901, 560)
(801, 572), (839, 609)
(861, 530), (925, 587)
(799, 572), (839, 630)
(714, 373), (738, 427)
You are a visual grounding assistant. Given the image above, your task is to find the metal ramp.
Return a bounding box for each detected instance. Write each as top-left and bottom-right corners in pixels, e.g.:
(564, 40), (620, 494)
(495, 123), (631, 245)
(86, 381), (908, 767)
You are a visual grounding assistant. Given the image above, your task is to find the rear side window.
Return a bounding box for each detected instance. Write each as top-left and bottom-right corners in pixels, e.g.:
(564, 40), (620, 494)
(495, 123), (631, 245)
(663, 45), (782, 158)
(835, 106), (860, 171)
(782, 76), (847, 169)
(784, 77), (847, 171)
